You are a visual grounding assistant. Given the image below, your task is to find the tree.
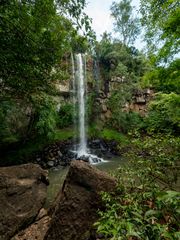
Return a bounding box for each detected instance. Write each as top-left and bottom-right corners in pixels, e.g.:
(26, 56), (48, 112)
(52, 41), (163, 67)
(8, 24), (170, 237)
(140, 0), (180, 63)
(110, 0), (140, 46)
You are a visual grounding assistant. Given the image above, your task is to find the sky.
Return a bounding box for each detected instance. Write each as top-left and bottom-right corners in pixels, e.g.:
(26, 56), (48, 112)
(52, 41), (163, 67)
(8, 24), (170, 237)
(85, 0), (144, 50)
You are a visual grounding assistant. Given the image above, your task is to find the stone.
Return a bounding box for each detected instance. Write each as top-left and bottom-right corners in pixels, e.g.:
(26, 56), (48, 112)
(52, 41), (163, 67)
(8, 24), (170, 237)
(0, 163), (48, 240)
(11, 216), (51, 240)
(44, 160), (116, 240)
(136, 96), (146, 103)
(104, 109), (112, 119)
(36, 208), (48, 221)
(57, 151), (63, 157)
(47, 161), (55, 168)
(101, 103), (107, 113)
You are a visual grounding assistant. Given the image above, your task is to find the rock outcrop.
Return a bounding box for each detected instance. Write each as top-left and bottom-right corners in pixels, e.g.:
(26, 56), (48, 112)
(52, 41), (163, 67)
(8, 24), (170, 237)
(0, 164), (49, 240)
(44, 160), (116, 240)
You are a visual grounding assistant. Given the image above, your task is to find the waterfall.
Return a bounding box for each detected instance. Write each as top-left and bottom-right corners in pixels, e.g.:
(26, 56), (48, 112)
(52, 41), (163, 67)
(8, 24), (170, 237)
(75, 53), (87, 156)
(72, 53), (104, 164)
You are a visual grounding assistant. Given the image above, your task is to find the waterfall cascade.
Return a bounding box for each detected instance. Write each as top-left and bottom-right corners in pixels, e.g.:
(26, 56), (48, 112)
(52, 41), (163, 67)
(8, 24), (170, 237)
(76, 54), (87, 156)
(72, 53), (103, 164)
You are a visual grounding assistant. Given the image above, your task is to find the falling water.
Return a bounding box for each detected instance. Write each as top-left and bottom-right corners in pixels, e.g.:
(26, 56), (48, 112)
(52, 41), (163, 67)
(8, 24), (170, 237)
(72, 53), (104, 164)
(75, 53), (87, 156)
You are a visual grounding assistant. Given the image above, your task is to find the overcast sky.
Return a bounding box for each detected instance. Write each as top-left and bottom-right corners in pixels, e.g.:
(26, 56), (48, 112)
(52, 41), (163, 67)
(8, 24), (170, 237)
(85, 0), (144, 49)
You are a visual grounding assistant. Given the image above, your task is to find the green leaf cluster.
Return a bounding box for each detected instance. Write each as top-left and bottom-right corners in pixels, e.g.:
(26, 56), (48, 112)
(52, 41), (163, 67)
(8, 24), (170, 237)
(145, 93), (180, 134)
(95, 134), (180, 239)
(140, 0), (180, 63)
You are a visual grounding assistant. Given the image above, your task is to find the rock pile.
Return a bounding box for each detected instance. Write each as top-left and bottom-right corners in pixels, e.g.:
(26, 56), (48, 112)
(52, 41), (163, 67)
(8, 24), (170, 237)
(35, 140), (74, 169)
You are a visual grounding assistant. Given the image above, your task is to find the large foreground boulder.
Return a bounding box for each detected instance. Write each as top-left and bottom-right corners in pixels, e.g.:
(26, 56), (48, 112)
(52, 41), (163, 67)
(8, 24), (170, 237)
(45, 160), (117, 240)
(0, 163), (49, 240)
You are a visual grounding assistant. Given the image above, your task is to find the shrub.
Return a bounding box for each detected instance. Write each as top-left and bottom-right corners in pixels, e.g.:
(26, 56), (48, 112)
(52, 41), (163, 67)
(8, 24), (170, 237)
(57, 103), (74, 128)
(0, 99), (29, 145)
(95, 135), (180, 240)
(108, 111), (145, 133)
(31, 93), (58, 138)
(145, 93), (180, 134)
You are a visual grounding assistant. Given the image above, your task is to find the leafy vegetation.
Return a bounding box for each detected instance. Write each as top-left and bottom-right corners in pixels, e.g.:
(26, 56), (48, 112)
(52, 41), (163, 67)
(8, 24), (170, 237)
(57, 103), (74, 128)
(0, 1), (179, 238)
(145, 93), (180, 134)
(140, 0), (180, 63)
(95, 135), (180, 239)
(92, 1), (180, 237)
(0, 0), (92, 148)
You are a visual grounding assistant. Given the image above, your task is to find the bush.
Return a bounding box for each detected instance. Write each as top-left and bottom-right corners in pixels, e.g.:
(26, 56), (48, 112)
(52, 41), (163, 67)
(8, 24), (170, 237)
(145, 93), (180, 134)
(108, 111), (145, 133)
(101, 128), (129, 145)
(95, 134), (180, 240)
(31, 93), (58, 138)
(57, 103), (74, 128)
(0, 99), (29, 146)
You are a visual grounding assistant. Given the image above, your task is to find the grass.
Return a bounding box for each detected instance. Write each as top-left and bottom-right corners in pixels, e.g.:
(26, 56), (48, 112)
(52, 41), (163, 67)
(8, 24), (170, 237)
(88, 124), (130, 145)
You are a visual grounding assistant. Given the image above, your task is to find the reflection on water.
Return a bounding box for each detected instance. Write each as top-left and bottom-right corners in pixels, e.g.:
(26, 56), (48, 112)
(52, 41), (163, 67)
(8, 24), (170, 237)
(45, 166), (69, 207)
(45, 156), (126, 207)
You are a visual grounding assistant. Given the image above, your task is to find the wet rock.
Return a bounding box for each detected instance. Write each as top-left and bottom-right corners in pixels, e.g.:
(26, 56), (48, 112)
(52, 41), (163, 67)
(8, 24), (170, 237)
(0, 164), (48, 240)
(44, 160), (117, 240)
(47, 161), (55, 168)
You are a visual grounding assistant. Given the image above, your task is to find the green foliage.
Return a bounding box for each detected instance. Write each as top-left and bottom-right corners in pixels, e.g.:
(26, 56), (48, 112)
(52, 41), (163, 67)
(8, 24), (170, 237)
(100, 128), (129, 145)
(111, 0), (141, 46)
(86, 92), (100, 122)
(31, 93), (58, 138)
(145, 93), (180, 134)
(107, 88), (144, 133)
(95, 135), (180, 239)
(0, 99), (29, 145)
(97, 36), (148, 82)
(108, 110), (144, 133)
(140, 0), (180, 63)
(0, 0), (74, 96)
(53, 128), (75, 141)
(0, 0), (94, 149)
(142, 59), (180, 94)
(57, 103), (74, 128)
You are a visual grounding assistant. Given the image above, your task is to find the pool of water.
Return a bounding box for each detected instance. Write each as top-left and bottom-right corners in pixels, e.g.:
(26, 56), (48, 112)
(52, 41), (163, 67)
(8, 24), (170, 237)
(45, 156), (126, 207)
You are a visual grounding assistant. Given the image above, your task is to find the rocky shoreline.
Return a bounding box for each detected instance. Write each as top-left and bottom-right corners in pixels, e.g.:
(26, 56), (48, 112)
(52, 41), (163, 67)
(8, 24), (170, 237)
(33, 139), (120, 169)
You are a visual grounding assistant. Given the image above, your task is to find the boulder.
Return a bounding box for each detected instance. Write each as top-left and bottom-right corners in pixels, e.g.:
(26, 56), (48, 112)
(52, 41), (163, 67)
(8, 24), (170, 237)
(11, 209), (51, 240)
(45, 160), (116, 240)
(0, 163), (49, 240)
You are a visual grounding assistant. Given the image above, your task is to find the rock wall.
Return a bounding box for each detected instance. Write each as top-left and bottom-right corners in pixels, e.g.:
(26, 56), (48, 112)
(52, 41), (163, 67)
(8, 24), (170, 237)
(124, 88), (154, 116)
